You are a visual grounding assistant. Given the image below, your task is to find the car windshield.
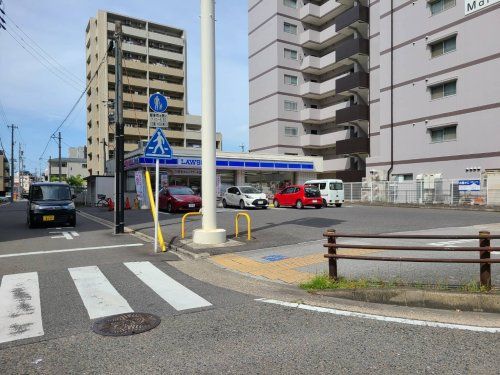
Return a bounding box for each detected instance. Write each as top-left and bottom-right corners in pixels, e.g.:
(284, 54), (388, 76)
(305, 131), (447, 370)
(304, 186), (321, 198)
(169, 187), (195, 195)
(240, 187), (260, 194)
(31, 185), (71, 201)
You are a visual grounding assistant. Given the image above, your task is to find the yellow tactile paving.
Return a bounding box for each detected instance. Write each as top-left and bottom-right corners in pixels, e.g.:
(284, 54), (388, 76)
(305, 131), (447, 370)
(211, 247), (381, 284)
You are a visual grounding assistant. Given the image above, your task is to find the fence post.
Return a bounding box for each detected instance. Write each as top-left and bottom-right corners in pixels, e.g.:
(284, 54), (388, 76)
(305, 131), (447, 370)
(350, 183), (353, 203)
(479, 230), (491, 290)
(370, 182), (373, 203)
(326, 229), (338, 280)
(450, 181), (454, 206)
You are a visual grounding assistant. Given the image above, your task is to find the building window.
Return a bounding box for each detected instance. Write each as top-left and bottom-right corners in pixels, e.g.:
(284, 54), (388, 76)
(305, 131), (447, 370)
(284, 127), (298, 137)
(430, 35), (456, 58)
(284, 74), (298, 86)
(283, 22), (297, 35)
(284, 100), (298, 111)
(430, 80), (456, 99)
(429, 0), (455, 15)
(82, 164), (87, 168)
(430, 125), (457, 143)
(283, 0), (297, 9)
(284, 48), (298, 60)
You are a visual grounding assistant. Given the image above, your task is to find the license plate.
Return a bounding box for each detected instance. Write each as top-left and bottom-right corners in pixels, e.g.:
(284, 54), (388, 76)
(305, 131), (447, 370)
(335, 200), (339, 203)
(43, 215), (55, 222)
(312, 200), (318, 203)
(258, 200), (264, 204)
(188, 204), (195, 208)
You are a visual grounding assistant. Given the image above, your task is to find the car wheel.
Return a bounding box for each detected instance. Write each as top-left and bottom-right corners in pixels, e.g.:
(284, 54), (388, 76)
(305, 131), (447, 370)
(28, 216), (35, 229)
(335, 203), (342, 208)
(322, 199), (327, 208)
(222, 199), (227, 208)
(69, 218), (76, 227)
(239, 200), (246, 210)
(296, 200), (304, 209)
(273, 199), (280, 208)
(315, 205), (322, 209)
(167, 202), (174, 213)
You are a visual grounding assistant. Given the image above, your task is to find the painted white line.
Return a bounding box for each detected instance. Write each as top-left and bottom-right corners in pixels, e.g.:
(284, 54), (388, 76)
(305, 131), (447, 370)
(70, 231), (79, 237)
(0, 272), (44, 344)
(124, 261), (212, 311)
(0, 243), (144, 259)
(69, 266), (133, 320)
(256, 299), (500, 334)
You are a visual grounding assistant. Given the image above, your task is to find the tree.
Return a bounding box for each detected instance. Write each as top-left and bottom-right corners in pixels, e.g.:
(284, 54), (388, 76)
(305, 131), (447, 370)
(66, 175), (84, 187)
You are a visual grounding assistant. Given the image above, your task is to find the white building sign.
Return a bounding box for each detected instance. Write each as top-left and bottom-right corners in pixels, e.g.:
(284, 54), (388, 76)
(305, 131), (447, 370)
(149, 112), (169, 128)
(465, 0), (500, 15)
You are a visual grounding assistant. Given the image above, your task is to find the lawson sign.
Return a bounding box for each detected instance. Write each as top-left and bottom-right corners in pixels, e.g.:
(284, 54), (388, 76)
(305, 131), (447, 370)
(458, 179), (481, 192)
(465, 0), (500, 15)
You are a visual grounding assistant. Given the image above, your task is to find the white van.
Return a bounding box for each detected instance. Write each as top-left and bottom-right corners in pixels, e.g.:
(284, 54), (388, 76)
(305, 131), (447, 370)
(304, 179), (344, 207)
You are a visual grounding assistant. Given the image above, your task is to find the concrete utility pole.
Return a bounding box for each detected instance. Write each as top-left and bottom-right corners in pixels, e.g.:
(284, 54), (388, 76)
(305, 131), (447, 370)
(102, 139), (107, 175)
(48, 156), (51, 181)
(18, 143), (22, 196)
(7, 124), (17, 202)
(58, 132), (62, 181)
(114, 20), (125, 234)
(193, 0), (226, 245)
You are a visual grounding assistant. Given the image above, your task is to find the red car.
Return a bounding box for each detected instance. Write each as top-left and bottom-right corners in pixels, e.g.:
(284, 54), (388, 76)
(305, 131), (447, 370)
(159, 186), (202, 213)
(273, 185), (322, 209)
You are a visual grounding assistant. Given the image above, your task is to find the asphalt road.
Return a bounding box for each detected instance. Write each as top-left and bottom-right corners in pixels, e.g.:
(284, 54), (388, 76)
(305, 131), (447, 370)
(1, 202), (499, 374)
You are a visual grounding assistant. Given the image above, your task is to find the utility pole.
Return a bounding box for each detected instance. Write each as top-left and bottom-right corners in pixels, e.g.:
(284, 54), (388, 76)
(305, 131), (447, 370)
(102, 139), (107, 175)
(58, 132), (62, 182)
(114, 21), (125, 234)
(48, 156), (51, 181)
(7, 124), (17, 202)
(18, 143), (22, 196)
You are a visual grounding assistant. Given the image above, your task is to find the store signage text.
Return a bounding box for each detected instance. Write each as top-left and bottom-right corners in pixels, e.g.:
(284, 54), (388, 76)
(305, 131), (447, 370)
(179, 158), (202, 166)
(465, 0), (500, 15)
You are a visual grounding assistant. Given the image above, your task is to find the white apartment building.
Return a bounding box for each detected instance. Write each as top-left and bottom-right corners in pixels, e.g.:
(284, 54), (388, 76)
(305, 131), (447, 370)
(85, 10), (221, 176)
(249, 0), (370, 181)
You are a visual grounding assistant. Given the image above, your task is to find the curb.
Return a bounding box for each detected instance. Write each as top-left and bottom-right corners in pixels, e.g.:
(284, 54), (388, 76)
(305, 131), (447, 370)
(349, 201), (500, 212)
(312, 288), (500, 313)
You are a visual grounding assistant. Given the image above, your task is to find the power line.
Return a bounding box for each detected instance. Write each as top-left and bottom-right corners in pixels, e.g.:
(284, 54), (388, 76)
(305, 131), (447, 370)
(4, 27), (82, 91)
(4, 13), (84, 85)
(39, 51), (109, 160)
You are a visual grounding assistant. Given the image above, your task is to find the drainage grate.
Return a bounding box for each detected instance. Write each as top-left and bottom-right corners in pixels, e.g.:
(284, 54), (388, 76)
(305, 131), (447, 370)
(92, 313), (161, 337)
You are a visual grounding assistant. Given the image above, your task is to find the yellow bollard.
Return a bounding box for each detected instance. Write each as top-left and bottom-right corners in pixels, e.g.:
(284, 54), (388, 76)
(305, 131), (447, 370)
(181, 212), (202, 239)
(235, 212), (252, 240)
(145, 170), (167, 252)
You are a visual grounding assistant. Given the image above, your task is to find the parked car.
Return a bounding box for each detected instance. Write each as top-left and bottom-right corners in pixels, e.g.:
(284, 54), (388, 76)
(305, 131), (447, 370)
(27, 182), (76, 228)
(305, 179), (344, 207)
(159, 186), (202, 213)
(272, 185), (322, 209)
(222, 186), (268, 209)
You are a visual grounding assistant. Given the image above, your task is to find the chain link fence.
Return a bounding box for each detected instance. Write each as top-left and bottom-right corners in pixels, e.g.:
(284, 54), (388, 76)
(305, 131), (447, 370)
(344, 179), (500, 206)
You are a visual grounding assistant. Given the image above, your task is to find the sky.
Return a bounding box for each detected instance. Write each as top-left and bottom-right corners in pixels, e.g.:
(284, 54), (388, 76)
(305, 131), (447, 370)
(0, 0), (249, 174)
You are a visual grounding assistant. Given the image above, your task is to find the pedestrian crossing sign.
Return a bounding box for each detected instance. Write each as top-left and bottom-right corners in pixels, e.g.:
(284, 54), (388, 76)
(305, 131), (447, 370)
(144, 128), (173, 159)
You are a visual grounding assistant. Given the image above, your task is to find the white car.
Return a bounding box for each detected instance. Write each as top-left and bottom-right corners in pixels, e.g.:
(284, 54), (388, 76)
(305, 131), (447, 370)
(222, 186), (268, 209)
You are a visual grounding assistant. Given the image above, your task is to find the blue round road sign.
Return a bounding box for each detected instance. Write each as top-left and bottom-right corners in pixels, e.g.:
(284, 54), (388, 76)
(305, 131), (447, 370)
(149, 93), (168, 113)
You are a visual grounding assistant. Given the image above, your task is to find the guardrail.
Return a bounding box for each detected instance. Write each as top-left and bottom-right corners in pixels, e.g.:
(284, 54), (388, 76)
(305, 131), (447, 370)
(235, 212), (252, 240)
(323, 230), (500, 289)
(181, 212), (202, 239)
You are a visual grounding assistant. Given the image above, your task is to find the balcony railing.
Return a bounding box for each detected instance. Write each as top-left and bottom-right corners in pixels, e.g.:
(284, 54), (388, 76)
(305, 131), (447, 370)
(336, 71), (369, 94)
(335, 5), (369, 32)
(300, 129), (349, 148)
(301, 101), (350, 123)
(336, 169), (366, 182)
(335, 38), (369, 63)
(336, 104), (369, 124)
(300, 77), (337, 98)
(300, 1), (344, 25)
(335, 137), (370, 155)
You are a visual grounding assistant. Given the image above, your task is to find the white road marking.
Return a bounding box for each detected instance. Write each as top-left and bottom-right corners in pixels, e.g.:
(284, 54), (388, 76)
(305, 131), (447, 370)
(256, 299), (500, 334)
(70, 231), (79, 237)
(69, 266), (133, 320)
(0, 272), (44, 344)
(0, 243), (144, 259)
(50, 231), (74, 240)
(124, 261), (212, 311)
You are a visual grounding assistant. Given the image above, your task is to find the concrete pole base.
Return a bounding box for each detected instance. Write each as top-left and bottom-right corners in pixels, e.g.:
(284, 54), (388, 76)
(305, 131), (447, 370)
(193, 228), (227, 245)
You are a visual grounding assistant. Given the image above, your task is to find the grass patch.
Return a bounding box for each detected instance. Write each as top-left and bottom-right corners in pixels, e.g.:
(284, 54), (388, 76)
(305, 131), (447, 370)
(299, 273), (493, 293)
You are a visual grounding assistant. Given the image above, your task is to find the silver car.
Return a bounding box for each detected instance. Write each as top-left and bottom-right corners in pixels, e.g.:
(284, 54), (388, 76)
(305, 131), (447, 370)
(222, 186), (268, 209)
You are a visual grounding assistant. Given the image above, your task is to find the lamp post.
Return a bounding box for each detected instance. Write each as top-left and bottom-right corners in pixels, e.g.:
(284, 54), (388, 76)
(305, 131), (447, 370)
(193, 0), (226, 245)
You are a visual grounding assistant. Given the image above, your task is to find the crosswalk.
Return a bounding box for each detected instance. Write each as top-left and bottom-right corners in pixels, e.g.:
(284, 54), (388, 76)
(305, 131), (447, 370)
(0, 261), (212, 345)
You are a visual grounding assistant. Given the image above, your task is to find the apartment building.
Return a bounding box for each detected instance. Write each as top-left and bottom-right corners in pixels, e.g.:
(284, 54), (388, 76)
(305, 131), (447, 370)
(248, 0), (370, 181)
(367, 0), (500, 180)
(0, 151), (10, 196)
(85, 10), (221, 175)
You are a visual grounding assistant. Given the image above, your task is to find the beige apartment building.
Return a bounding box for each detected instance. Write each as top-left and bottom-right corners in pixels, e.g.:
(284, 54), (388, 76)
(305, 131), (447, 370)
(248, 0), (370, 181)
(0, 150), (10, 196)
(85, 10), (221, 176)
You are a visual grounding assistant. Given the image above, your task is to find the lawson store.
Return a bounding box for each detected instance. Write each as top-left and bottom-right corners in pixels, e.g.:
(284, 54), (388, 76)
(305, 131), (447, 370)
(123, 148), (323, 199)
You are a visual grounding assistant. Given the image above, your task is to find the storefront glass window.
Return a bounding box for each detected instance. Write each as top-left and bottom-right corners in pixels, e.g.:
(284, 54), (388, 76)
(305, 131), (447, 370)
(244, 171), (294, 198)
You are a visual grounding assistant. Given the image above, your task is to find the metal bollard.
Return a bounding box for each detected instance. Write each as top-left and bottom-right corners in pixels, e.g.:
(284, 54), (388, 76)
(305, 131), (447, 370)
(326, 229), (337, 280)
(479, 230), (491, 290)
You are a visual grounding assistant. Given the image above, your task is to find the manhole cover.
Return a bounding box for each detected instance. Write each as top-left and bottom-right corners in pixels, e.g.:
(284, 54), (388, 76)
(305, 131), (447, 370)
(92, 313), (160, 337)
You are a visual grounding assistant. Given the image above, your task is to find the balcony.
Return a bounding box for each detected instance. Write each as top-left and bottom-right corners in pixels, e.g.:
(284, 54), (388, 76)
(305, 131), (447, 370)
(336, 137), (370, 155)
(336, 104), (369, 125)
(149, 79), (184, 93)
(148, 47), (184, 63)
(300, 1), (346, 25)
(335, 5), (369, 33)
(335, 38), (369, 64)
(336, 169), (366, 182)
(300, 129), (349, 148)
(123, 109), (148, 121)
(300, 101), (350, 124)
(300, 77), (336, 99)
(335, 71), (369, 95)
(300, 25), (345, 50)
(323, 157), (349, 172)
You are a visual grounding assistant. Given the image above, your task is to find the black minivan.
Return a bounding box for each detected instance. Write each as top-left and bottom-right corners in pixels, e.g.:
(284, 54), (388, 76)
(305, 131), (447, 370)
(27, 182), (76, 228)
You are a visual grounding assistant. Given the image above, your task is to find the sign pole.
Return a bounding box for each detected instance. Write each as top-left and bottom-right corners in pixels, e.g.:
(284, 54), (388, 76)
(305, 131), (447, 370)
(154, 159), (160, 253)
